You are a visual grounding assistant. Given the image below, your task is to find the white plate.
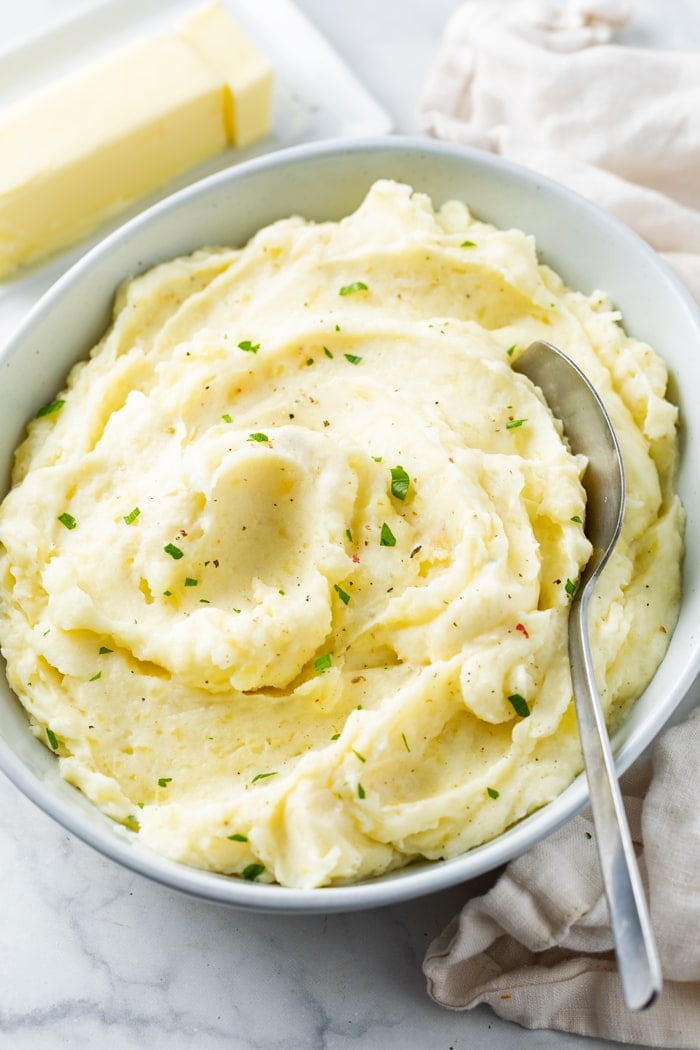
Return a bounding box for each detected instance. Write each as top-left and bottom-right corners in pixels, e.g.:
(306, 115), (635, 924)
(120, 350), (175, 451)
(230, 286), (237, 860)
(0, 0), (391, 344)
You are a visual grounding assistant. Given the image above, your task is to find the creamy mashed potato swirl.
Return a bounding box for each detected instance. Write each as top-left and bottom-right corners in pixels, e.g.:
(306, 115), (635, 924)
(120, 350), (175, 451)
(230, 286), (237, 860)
(0, 181), (683, 888)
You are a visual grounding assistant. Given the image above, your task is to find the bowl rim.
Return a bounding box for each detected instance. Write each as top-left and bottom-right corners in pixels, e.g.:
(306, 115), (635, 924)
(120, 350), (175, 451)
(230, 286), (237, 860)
(1, 134), (699, 912)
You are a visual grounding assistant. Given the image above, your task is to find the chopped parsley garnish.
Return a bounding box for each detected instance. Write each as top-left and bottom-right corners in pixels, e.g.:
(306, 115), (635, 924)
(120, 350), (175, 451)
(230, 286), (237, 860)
(163, 590), (173, 597)
(89, 671), (101, 682)
(314, 652), (332, 674)
(247, 432), (269, 443)
(36, 399), (65, 418)
(242, 863), (265, 881)
(157, 777), (172, 787)
(227, 832), (248, 842)
(585, 831), (593, 840)
(571, 515), (583, 524)
(330, 733), (340, 741)
(345, 528), (353, 542)
(379, 522), (397, 547)
(357, 783), (366, 799)
(98, 646), (113, 655)
(334, 583), (351, 605)
(57, 512), (77, 530)
(506, 345), (516, 357)
(390, 465), (410, 501)
(401, 732), (410, 753)
(184, 577), (198, 587)
(506, 418), (527, 430)
(222, 413), (233, 423)
(353, 750), (366, 763)
(306, 357), (314, 366)
(487, 787), (500, 799)
(323, 346), (334, 358)
(507, 693), (531, 718)
(565, 578), (577, 597)
(46, 727), (59, 750)
(461, 240), (476, 248)
(339, 281), (368, 296)
(123, 507), (140, 525)
(251, 771), (278, 784)
(238, 340), (260, 353)
(344, 353), (362, 365)
(164, 543), (184, 560)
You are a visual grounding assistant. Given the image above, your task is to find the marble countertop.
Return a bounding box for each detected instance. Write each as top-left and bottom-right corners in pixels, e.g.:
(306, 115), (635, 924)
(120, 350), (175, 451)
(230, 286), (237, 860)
(1, 2), (699, 1047)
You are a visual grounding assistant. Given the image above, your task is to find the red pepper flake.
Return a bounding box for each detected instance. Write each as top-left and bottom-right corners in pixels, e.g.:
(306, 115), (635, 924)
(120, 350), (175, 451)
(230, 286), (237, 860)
(352, 554), (360, 564)
(515, 622), (530, 639)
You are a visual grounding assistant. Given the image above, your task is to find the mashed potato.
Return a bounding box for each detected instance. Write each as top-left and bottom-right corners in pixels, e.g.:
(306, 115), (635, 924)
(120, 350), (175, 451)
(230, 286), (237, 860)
(0, 180), (683, 888)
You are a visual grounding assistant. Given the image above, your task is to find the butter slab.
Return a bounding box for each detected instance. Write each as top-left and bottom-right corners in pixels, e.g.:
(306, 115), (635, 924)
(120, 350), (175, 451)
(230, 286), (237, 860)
(0, 6), (274, 279)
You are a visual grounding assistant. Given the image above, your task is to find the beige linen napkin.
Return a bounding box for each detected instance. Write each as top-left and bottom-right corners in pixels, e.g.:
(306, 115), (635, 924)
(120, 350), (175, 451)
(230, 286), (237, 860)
(419, 0), (700, 304)
(423, 710), (700, 1045)
(420, 3), (700, 1041)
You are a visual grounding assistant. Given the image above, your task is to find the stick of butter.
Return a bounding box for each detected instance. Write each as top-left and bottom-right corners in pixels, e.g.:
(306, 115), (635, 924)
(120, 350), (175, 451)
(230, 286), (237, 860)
(0, 3), (273, 280)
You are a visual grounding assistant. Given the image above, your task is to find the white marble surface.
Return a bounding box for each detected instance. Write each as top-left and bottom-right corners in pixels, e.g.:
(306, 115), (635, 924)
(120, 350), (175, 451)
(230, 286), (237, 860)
(1, 2), (699, 1048)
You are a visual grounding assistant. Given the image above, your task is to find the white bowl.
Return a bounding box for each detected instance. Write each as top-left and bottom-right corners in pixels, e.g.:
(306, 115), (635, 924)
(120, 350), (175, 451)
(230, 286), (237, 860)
(1, 138), (698, 913)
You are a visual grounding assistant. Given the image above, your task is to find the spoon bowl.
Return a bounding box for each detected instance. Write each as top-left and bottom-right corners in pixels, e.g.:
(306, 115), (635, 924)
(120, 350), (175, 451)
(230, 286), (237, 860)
(513, 340), (662, 1011)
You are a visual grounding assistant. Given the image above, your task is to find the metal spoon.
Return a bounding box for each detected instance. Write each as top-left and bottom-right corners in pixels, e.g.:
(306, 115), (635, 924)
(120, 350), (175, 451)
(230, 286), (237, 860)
(513, 340), (662, 1012)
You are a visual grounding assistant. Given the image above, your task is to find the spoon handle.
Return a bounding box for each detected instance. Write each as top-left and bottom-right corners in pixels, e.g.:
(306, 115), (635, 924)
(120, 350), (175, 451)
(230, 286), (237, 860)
(569, 589), (662, 1011)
